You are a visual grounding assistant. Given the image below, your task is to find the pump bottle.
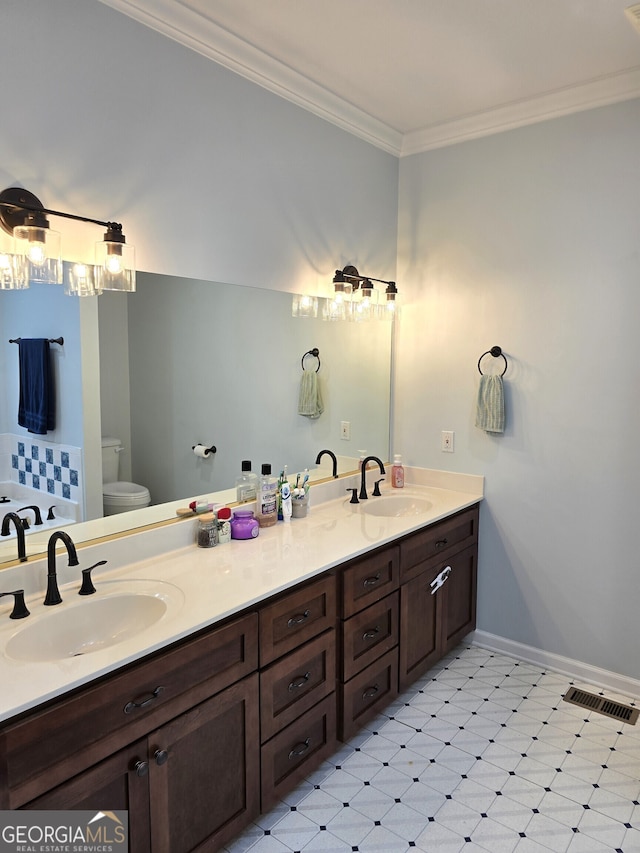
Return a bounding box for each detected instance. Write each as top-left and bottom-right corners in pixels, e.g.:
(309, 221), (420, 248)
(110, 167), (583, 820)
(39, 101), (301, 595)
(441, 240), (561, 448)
(391, 454), (405, 489)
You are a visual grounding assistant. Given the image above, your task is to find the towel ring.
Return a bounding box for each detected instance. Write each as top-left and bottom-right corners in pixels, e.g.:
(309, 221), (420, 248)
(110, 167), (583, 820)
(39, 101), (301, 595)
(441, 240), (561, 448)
(301, 347), (321, 372)
(478, 346), (508, 376)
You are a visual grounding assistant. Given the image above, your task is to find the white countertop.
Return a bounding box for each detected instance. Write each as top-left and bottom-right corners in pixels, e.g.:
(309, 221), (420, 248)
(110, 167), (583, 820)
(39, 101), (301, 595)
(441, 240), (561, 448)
(0, 468), (482, 723)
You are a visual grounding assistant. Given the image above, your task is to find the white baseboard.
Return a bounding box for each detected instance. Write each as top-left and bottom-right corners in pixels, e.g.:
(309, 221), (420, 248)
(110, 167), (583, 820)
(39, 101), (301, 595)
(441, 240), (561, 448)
(470, 630), (640, 701)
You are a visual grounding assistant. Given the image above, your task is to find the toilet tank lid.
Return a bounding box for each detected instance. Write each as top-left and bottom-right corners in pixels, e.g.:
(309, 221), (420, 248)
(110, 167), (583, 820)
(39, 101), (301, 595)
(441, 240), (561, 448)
(101, 437), (122, 448)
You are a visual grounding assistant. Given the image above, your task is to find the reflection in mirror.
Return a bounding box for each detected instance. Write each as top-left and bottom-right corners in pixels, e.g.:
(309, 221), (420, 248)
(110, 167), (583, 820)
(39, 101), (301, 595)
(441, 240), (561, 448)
(0, 273), (393, 566)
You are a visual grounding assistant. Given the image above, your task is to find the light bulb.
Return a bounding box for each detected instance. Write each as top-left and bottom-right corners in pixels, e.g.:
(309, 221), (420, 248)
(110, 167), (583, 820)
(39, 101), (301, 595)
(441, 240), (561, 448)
(105, 253), (124, 275)
(27, 241), (46, 266)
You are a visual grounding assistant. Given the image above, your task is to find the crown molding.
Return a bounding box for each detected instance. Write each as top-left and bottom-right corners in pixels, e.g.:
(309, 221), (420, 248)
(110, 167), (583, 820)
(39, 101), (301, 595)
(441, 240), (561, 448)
(98, 0), (403, 155)
(100, 0), (640, 159)
(401, 67), (640, 156)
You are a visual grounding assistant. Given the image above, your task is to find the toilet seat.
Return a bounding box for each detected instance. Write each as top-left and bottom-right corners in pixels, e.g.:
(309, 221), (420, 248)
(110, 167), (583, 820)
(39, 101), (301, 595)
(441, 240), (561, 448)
(102, 481), (150, 500)
(102, 481), (151, 515)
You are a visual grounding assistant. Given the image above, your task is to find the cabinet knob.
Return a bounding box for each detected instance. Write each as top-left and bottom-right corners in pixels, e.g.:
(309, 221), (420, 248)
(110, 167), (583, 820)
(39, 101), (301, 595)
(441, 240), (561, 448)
(133, 759), (149, 777)
(362, 684), (380, 700)
(288, 737), (311, 760)
(288, 672), (311, 692)
(362, 625), (381, 641)
(154, 748), (169, 766)
(287, 609), (310, 628)
(435, 538), (448, 550)
(362, 573), (381, 588)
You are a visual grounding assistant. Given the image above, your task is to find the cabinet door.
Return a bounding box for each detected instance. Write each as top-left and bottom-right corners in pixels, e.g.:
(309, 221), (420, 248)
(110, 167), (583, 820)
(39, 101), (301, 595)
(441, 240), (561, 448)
(148, 674), (260, 853)
(23, 740), (151, 853)
(442, 544), (477, 653)
(399, 564), (444, 692)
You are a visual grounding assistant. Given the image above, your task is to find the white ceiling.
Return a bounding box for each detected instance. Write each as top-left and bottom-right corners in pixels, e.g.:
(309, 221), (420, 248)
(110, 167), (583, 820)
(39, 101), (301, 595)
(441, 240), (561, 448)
(101, 0), (640, 156)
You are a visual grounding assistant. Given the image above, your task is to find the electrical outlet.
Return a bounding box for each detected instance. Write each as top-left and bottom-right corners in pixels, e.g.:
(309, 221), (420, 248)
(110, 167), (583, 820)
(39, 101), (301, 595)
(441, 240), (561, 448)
(441, 430), (454, 452)
(341, 421), (351, 440)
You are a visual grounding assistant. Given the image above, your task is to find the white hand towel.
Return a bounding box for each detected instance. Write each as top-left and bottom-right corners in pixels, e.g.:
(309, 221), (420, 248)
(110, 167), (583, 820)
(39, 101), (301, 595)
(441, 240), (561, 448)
(476, 374), (505, 434)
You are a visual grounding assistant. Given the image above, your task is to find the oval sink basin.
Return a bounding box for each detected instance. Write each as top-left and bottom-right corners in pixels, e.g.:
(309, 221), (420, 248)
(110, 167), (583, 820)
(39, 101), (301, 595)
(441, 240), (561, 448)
(5, 580), (183, 662)
(362, 495), (433, 518)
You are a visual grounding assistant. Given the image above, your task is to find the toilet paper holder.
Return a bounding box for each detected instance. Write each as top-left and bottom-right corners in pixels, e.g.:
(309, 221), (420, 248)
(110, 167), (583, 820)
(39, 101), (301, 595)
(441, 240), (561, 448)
(192, 443), (217, 458)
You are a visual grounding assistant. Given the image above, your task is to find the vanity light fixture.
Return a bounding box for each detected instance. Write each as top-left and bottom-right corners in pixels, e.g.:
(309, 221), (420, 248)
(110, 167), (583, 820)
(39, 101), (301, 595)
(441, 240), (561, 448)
(0, 186), (135, 295)
(332, 265), (398, 319)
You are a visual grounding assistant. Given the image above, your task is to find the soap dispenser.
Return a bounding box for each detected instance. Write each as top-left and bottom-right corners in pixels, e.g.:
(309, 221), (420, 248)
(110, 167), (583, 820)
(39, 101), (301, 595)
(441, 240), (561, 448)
(391, 454), (405, 489)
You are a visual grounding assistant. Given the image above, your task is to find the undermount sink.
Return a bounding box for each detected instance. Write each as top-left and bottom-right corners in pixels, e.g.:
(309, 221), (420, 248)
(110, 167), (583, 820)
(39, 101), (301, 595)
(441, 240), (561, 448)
(361, 494), (433, 518)
(5, 580), (183, 662)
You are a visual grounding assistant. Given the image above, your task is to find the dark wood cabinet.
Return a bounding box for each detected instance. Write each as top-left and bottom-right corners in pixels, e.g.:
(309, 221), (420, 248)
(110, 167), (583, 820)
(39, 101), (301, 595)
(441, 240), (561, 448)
(25, 740), (152, 853)
(1, 500), (479, 852)
(337, 547), (401, 740)
(399, 506), (479, 691)
(24, 676), (260, 853)
(258, 576), (337, 811)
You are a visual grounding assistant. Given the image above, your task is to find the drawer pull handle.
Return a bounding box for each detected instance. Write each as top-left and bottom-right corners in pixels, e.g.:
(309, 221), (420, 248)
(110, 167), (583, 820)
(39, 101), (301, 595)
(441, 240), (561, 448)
(288, 737), (311, 760)
(288, 672), (312, 692)
(287, 609), (310, 628)
(154, 748), (169, 766)
(362, 684), (380, 700)
(362, 625), (381, 641)
(124, 685), (164, 714)
(362, 573), (381, 588)
(430, 566), (452, 595)
(435, 538), (449, 549)
(133, 759), (149, 778)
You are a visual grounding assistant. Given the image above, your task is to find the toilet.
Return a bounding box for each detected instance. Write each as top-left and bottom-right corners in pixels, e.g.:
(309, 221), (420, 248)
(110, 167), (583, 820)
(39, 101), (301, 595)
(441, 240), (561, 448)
(101, 437), (151, 516)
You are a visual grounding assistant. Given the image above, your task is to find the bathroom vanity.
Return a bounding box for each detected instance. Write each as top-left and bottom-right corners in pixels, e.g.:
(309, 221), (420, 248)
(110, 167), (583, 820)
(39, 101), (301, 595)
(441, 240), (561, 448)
(0, 474), (481, 852)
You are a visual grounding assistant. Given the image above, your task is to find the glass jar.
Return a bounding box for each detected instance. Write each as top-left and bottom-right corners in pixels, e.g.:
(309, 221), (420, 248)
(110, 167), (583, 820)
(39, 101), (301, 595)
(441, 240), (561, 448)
(196, 512), (217, 548)
(231, 509), (260, 540)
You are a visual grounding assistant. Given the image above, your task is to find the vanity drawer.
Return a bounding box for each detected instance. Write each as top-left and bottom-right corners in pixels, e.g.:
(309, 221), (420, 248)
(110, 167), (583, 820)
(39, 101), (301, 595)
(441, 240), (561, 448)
(2, 612), (258, 807)
(259, 575), (336, 666)
(340, 545), (399, 618)
(400, 505), (479, 581)
(341, 592), (399, 681)
(339, 648), (398, 742)
(261, 693), (336, 813)
(260, 630), (336, 742)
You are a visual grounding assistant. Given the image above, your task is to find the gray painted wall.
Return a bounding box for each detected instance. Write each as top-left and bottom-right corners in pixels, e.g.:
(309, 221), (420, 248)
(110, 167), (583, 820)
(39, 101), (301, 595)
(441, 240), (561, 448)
(395, 99), (640, 679)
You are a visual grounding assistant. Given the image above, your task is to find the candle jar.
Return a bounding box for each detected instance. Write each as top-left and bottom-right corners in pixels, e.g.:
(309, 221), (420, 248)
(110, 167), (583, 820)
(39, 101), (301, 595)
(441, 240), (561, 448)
(231, 509), (260, 540)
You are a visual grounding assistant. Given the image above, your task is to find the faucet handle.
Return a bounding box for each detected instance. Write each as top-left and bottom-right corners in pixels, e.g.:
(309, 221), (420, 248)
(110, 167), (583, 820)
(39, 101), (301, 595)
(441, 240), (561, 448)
(373, 478), (385, 497)
(0, 589), (30, 619)
(79, 560), (108, 595)
(346, 488), (359, 504)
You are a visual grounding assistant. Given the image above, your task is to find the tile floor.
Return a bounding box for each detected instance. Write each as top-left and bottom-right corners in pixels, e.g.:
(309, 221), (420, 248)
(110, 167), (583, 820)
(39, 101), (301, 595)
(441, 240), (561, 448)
(224, 644), (640, 853)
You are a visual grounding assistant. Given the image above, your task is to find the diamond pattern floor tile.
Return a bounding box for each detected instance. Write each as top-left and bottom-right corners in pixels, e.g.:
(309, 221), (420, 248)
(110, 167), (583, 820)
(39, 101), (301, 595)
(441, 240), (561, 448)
(223, 646), (640, 853)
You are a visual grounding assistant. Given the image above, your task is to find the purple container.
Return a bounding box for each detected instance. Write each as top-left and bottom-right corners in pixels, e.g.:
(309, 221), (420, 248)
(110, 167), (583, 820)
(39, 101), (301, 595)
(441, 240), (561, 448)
(231, 509), (260, 540)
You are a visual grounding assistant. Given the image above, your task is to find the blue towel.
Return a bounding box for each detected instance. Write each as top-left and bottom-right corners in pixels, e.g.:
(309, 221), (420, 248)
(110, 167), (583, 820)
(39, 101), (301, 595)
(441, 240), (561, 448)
(475, 374), (505, 434)
(18, 338), (55, 434)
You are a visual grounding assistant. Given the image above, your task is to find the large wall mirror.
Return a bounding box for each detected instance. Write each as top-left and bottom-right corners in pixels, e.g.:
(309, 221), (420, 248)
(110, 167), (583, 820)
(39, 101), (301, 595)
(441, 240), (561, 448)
(0, 272), (393, 567)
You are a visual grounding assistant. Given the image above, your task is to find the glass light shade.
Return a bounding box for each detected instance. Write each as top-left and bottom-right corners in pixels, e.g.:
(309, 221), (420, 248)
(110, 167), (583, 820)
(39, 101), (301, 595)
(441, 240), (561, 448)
(291, 293), (318, 318)
(65, 262), (102, 297)
(95, 240), (136, 292)
(350, 283), (378, 322)
(13, 224), (62, 284)
(322, 295), (348, 321)
(0, 231), (27, 289)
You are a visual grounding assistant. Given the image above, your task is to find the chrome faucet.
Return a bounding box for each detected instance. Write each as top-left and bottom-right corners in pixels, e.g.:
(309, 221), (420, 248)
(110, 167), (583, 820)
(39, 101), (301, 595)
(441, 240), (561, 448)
(1, 512), (27, 562)
(315, 449), (338, 478)
(44, 531), (79, 606)
(359, 456), (386, 501)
